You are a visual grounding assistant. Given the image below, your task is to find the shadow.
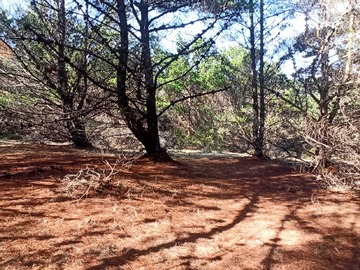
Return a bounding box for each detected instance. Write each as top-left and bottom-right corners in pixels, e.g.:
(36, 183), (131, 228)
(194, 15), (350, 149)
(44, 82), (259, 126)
(261, 209), (288, 270)
(86, 192), (259, 269)
(206, 218), (226, 223)
(0, 235), (54, 241)
(177, 254), (221, 269)
(54, 240), (83, 247)
(0, 196), (59, 208)
(0, 207), (47, 217)
(143, 218), (157, 223)
(1, 143), (358, 270)
(260, 201), (360, 270)
(164, 199), (222, 211)
(264, 228), (360, 270)
(0, 246), (57, 269)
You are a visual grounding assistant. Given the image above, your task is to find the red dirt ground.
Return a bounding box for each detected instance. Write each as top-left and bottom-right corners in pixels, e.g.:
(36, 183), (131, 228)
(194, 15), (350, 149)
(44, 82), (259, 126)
(0, 142), (359, 270)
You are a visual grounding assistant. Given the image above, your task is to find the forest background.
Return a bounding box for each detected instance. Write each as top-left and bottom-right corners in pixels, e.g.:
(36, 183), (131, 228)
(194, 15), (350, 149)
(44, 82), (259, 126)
(0, 0), (359, 189)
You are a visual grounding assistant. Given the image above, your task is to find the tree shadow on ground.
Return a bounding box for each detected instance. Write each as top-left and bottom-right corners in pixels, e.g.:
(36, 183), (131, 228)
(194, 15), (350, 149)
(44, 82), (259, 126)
(86, 192), (260, 270)
(1, 144), (359, 270)
(261, 198), (360, 270)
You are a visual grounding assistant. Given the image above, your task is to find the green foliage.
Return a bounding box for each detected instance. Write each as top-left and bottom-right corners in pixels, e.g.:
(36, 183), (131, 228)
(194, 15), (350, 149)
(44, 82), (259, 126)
(155, 41), (256, 151)
(172, 122), (224, 151)
(0, 91), (35, 106)
(0, 91), (11, 106)
(0, 133), (23, 140)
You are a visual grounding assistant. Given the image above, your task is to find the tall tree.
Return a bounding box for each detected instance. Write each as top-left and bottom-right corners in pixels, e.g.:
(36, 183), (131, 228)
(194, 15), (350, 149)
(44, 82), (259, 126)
(225, 0), (293, 157)
(61, 0), (232, 159)
(0, 0), (108, 148)
(290, 0), (360, 168)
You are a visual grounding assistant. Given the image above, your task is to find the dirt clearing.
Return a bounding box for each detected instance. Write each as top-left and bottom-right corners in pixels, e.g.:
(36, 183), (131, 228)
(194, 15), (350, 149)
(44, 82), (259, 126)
(0, 143), (359, 270)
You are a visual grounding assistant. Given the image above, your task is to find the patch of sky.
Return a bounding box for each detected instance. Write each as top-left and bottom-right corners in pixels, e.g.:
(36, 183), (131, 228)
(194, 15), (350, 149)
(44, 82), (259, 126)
(0, 0), (28, 13)
(0, 0), (312, 77)
(155, 9), (221, 53)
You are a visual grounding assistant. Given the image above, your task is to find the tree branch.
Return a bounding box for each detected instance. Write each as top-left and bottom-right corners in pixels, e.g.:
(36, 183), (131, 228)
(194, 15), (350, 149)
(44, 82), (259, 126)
(157, 87), (229, 118)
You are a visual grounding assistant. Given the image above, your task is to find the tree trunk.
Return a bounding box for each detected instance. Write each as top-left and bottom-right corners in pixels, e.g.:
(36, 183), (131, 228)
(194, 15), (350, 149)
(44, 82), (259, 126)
(256, 0), (265, 158)
(116, 0), (169, 161)
(328, 1), (355, 123)
(57, 0), (67, 103)
(315, 4), (332, 168)
(67, 117), (92, 149)
(57, 0), (92, 149)
(140, 2), (166, 159)
(249, 0), (258, 152)
(249, 0), (265, 157)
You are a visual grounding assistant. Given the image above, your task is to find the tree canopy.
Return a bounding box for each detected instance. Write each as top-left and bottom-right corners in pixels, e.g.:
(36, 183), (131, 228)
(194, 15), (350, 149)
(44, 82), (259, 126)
(0, 0), (359, 186)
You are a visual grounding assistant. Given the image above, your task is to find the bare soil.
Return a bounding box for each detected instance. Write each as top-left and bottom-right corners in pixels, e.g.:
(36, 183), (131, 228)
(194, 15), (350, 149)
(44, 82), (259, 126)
(0, 142), (359, 270)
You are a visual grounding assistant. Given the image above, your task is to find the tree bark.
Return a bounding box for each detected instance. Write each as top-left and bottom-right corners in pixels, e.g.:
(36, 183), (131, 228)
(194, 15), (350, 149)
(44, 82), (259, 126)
(116, 0), (169, 160)
(257, 0), (265, 158)
(328, 1), (355, 123)
(57, 0), (92, 149)
(140, 1), (163, 157)
(66, 116), (92, 148)
(249, 0), (265, 158)
(249, 0), (260, 156)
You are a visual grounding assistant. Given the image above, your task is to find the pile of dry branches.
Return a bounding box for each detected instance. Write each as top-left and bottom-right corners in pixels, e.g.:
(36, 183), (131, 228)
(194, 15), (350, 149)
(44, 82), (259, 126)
(59, 156), (135, 199)
(304, 115), (360, 190)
